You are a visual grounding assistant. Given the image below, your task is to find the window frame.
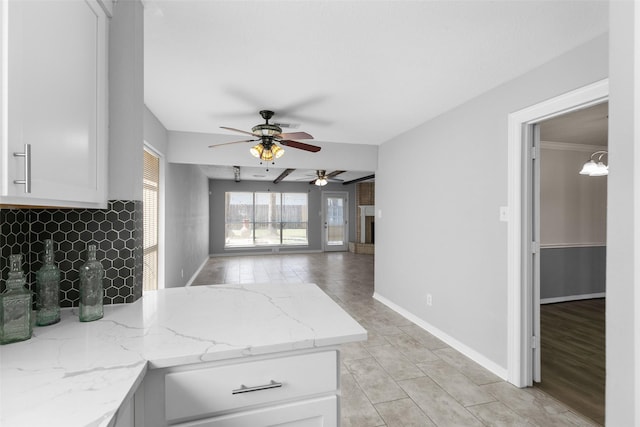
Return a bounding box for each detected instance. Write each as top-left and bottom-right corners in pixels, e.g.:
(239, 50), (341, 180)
(224, 191), (309, 248)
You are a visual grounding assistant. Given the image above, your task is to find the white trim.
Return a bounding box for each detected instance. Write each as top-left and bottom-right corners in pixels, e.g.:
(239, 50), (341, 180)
(540, 141), (608, 152)
(321, 191), (350, 252)
(184, 256), (210, 287)
(373, 292), (508, 381)
(541, 293), (606, 305)
(507, 79), (609, 387)
(210, 249), (324, 258)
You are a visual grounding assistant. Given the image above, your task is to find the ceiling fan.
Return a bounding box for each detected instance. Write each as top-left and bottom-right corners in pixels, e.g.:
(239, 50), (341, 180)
(210, 110), (322, 162)
(312, 170), (345, 186)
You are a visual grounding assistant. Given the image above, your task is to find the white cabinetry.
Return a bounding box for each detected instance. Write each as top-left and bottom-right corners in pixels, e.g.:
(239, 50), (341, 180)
(0, 0), (108, 208)
(144, 350), (340, 427)
(175, 396), (337, 427)
(113, 395), (135, 427)
(113, 385), (143, 427)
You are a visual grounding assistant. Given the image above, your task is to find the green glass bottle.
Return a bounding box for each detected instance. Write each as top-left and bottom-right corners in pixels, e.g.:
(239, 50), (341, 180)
(36, 239), (61, 326)
(0, 254), (33, 344)
(79, 244), (104, 322)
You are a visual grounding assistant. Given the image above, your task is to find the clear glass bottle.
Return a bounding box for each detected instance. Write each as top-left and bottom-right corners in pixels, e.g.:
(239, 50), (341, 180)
(36, 239), (61, 326)
(79, 244), (104, 322)
(0, 254), (33, 344)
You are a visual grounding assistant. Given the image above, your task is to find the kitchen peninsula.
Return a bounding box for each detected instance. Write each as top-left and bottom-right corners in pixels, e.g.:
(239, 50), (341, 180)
(0, 283), (366, 426)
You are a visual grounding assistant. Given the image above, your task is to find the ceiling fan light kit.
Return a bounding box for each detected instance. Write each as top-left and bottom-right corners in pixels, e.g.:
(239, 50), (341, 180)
(250, 141), (284, 162)
(314, 170), (329, 186)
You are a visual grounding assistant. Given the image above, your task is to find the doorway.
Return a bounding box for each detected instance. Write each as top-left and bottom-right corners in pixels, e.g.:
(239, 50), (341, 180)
(506, 78), (608, 389)
(322, 192), (348, 252)
(532, 104), (608, 425)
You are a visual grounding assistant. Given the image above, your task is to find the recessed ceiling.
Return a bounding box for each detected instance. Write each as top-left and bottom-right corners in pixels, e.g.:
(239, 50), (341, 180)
(144, 0), (609, 179)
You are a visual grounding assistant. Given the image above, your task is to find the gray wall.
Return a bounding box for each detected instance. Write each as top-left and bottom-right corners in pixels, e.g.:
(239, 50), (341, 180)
(164, 163), (209, 287)
(208, 179), (356, 255)
(540, 247), (606, 300)
(375, 34), (608, 371)
(539, 143), (607, 301)
(144, 106), (210, 288)
(540, 143), (607, 246)
(108, 0), (143, 201)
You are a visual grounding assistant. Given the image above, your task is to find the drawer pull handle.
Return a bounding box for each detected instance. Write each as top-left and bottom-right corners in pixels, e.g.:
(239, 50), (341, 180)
(232, 380), (283, 395)
(13, 144), (31, 193)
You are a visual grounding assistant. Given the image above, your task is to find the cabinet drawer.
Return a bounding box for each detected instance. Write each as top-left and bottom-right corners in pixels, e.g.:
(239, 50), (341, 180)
(174, 395), (337, 427)
(165, 351), (337, 423)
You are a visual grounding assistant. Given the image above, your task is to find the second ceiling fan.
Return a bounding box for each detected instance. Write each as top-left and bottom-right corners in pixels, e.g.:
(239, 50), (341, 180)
(312, 170), (345, 186)
(211, 110), (321, 162)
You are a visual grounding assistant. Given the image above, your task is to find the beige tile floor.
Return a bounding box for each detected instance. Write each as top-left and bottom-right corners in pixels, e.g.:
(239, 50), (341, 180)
(192, 252), (598, 427)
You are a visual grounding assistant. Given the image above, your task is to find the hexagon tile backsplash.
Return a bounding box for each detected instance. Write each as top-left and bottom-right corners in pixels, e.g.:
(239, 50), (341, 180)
(0, 201), (143, 307)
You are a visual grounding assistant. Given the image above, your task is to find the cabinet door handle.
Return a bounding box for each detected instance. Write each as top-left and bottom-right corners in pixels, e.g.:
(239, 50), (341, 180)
(232, 380), (283, 395)
(13, 144), (31, 193)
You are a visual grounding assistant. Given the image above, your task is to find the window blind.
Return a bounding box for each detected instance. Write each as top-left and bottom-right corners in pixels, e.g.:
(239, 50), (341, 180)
(143, 149), (160, 291)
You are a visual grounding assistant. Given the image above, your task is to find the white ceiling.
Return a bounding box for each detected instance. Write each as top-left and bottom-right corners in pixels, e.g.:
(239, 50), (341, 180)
(198, 165), (371, 184)
(143, 0), (609, 181)
(540, 102), (608, 146)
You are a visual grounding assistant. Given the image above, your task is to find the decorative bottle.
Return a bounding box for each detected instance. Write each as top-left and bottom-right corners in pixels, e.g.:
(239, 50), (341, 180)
(0, 254), (33, 344)
(79, 245), (104, 322)
(36, 239), (61, 326)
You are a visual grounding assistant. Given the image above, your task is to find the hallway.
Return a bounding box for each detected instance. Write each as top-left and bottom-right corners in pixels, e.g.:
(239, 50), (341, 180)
(192, 252), (598, 426)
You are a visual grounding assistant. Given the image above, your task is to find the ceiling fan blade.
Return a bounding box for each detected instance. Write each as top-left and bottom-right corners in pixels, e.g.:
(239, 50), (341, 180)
(209, 139), (259, 148)
(277, 131), (314, 140)
(220, 126), (258, 137)
(273, 122), (299, 129)
(326, 170), (346, 179)
(279, 140), (321, 153)
(273, 168), (296, 184)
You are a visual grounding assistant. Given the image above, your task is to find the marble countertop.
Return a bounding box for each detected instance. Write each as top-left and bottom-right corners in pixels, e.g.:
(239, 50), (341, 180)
(0, 283), (367, 427)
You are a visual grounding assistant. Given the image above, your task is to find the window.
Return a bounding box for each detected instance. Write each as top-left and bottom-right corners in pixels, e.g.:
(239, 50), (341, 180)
(143, 149), (160, 290)
(225, 192), (308, 247)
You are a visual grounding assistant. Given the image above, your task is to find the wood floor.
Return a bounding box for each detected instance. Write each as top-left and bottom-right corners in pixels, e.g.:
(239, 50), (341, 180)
(537, 298), (605, 425)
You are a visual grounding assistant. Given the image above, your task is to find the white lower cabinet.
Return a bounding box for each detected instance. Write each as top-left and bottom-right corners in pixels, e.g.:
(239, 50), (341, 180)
(113, 395), (135, 427)
(143, 350), (340, 427)
(175, 396), (336, 427)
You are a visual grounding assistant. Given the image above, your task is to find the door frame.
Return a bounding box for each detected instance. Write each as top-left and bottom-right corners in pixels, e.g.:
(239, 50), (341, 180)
(321, 191), (349, 252)
(506, 79), (608, 387)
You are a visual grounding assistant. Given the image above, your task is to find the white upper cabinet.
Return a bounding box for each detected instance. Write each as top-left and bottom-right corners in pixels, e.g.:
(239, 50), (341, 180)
(0, 0), (108, 208)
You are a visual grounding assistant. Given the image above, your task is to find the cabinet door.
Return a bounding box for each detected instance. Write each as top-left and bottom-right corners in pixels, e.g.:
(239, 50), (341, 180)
(113, 395), (135, 427)
(176, 396), (337, 427)
(2, 0), (107, 207)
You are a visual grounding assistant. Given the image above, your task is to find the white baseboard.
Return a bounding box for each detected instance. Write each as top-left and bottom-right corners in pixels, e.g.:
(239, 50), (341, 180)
(372, 292), (508, 381)
(540, 292), (606, 304)
(210, 249), (324, 257)
(185, 257), (210, 287)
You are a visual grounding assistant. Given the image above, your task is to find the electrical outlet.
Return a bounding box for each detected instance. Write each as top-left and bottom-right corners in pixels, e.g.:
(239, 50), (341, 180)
(499, 206), (509, 222)
(426, 294), (433, 306)
(181, 269), (184, 278)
